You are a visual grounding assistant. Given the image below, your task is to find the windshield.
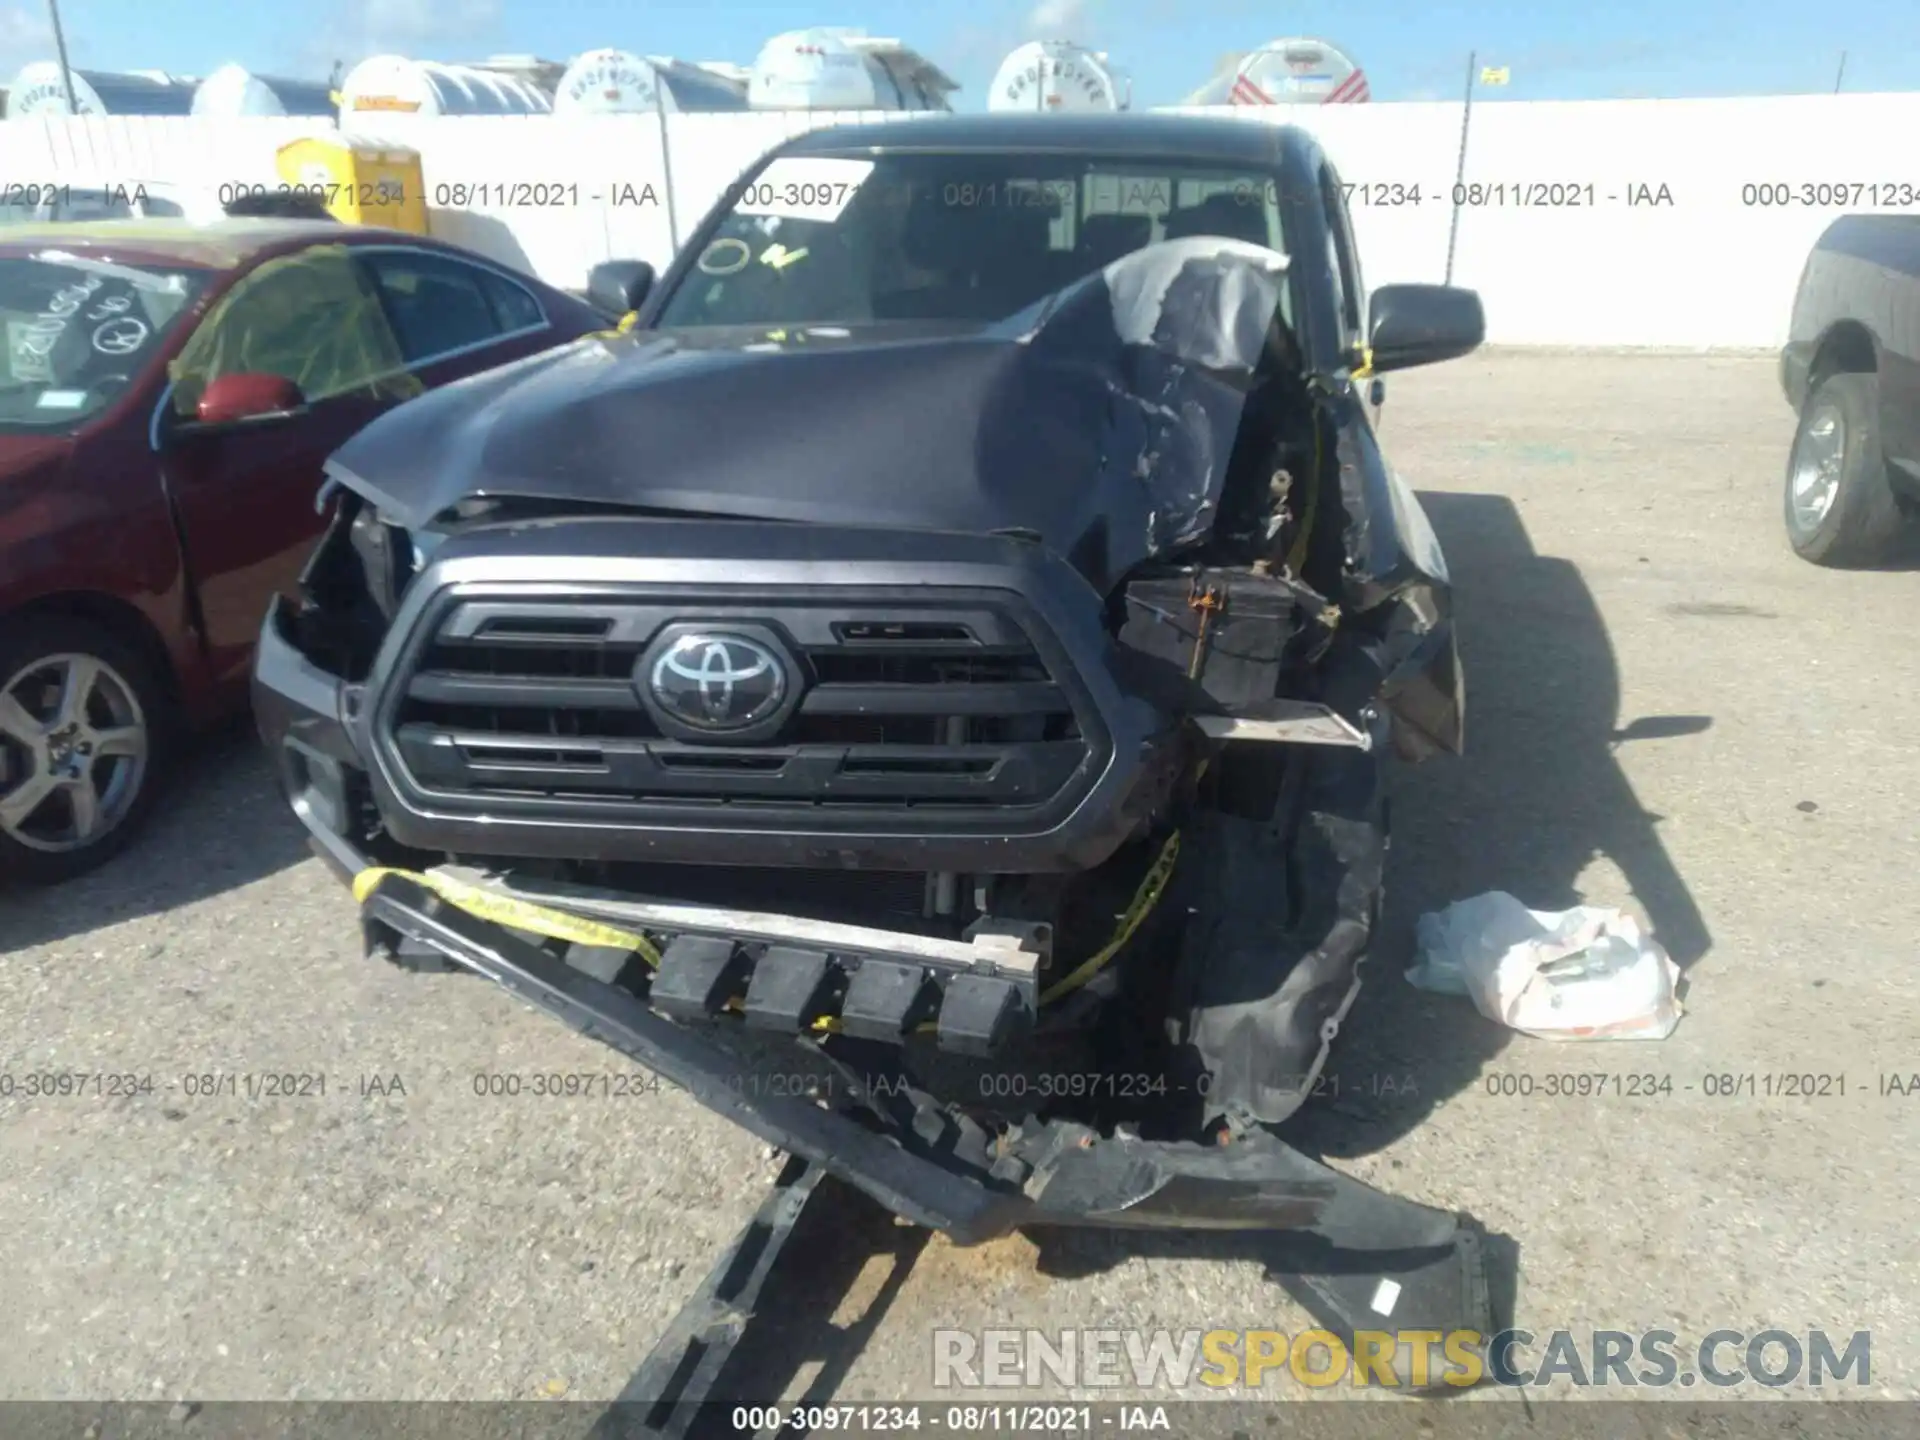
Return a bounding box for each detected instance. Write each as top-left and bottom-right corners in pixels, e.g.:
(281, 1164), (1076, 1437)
(655, 151), (1292, 330)
(0, 252), (209, 429)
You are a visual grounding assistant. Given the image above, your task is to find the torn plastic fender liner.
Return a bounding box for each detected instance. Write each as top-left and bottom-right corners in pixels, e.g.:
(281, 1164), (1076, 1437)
(1171, 707), (1389, 1131)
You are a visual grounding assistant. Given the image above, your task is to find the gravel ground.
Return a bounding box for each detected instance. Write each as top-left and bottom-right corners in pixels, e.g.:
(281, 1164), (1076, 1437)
(2, 352), (1916, 1414)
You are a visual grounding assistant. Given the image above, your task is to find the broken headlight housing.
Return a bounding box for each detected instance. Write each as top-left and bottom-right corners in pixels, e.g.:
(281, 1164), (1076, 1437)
(290, 489), (416, 682)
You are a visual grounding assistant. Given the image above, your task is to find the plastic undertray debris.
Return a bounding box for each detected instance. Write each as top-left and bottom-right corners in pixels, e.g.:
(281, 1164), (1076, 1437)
(359, 871), (1505, 1426)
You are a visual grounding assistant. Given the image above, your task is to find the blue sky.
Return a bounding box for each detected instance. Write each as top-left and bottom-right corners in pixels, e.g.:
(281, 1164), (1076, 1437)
(6, 0), (1913, 107)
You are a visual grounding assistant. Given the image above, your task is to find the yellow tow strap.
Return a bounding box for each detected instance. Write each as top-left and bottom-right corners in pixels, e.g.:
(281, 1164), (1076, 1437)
(353, 825), (1181, 1022)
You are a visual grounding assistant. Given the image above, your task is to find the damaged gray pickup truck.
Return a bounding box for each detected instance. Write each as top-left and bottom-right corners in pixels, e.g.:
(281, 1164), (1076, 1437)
(254, 114), (1496, 1388)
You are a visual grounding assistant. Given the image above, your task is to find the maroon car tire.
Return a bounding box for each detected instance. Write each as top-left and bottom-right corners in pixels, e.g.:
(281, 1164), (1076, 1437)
(0, 615), (175, 885)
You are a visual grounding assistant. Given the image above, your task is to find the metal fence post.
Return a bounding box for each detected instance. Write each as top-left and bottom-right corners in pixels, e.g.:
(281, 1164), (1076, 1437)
(654, 81), (682, 254)
(1444, 49), (1476, 285)
(47, 0), (81, 115)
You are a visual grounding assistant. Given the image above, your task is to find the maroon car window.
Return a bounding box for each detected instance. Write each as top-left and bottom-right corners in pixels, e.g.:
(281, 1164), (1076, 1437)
(169, 244), (419, 416)
(362, 251), (524, 365)
(481, 271), (544, 333)
(0, 255), (206, 429)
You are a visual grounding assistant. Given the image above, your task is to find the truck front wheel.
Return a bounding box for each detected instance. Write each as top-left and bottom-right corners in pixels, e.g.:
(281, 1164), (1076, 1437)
(1785, 370), (1908, 566)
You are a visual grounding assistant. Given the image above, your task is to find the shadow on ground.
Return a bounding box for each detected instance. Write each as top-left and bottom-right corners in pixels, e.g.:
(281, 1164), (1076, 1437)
(1282, 489), (1713, 1162)
(0, 716), (309, 953)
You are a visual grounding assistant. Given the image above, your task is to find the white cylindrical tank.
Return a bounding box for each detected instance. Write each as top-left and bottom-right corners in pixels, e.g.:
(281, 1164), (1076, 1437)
(5, 61), (200, 115)
(550, 50), (753, 114)
(337, 55), (553, 118)
(748, 28), (889, 110)
(551, 49), (660, 114)
(988, 41), (1122, 112)
(191, 62), (334, 117)
(1229, 38), (1370, 105)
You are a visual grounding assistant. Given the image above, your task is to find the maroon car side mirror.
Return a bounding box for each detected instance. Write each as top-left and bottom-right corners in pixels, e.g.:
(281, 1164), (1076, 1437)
(196, 372), (306, 425)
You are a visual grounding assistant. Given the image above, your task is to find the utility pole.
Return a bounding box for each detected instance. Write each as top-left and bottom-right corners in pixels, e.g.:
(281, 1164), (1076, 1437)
(1444, 50), (1476, 285)
(46, 0), (81, 115)
(1833, 51), (1847, 94)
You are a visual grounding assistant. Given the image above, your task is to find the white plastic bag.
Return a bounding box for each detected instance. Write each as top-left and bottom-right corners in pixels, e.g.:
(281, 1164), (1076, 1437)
(1407, 892), (1683, 1040)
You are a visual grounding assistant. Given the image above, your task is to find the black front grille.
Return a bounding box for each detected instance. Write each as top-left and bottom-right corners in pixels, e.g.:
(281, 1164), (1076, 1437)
(376, 591), (1106, 829)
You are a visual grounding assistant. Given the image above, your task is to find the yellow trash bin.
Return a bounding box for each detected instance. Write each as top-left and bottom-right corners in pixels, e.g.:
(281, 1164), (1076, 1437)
(275, 134), (428, 233)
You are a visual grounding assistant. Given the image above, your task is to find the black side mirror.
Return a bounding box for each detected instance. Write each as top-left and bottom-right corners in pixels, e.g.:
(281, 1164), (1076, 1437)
(586, 260), (655, 321)
(1367, 283), (1485, 374)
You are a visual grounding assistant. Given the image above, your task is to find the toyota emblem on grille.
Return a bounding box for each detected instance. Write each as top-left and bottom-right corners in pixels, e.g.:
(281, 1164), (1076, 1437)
(645, 632), (788, 731)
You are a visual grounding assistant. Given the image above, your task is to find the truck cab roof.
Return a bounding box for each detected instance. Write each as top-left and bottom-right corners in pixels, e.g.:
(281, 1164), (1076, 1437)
(781, 111), (1319, 168)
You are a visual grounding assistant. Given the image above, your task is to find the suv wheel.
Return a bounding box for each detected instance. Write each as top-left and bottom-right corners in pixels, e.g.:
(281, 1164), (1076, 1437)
(0, 617), (172, 884)
(1785, 370), (1909, 566)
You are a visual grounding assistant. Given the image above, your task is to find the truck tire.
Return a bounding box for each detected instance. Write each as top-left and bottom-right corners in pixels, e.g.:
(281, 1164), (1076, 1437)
(0, 615), (174, 885)
(1784, 370), (1908, 566)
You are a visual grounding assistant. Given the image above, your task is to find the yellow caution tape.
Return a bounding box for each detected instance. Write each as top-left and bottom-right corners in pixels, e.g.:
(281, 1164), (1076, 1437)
(1040, 829), (1182, 1005)
(582, 310), (642, 344)
(1284, 421), (1324, 578)
(353, 826), (1182, 1024)
(353, 867), (662, 967)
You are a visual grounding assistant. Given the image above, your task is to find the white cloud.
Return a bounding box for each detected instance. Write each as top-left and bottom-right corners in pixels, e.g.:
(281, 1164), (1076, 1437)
(0, 5), (55, 76)
(1025, 0), (1089, 40)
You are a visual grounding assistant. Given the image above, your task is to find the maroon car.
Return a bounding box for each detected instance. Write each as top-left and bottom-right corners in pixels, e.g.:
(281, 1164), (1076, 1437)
(0, 218), (615, 882)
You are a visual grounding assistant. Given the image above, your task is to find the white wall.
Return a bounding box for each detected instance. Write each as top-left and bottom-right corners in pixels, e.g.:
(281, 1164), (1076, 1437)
(1211, 93), (1920, 347)
(6, 94), (1918, 347)
(3, 112), (320, 186)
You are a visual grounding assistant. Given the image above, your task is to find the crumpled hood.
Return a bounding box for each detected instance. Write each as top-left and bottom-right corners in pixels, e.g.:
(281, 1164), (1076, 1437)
(327, 238), (1293, 595)
(327, 235), (1463, 758)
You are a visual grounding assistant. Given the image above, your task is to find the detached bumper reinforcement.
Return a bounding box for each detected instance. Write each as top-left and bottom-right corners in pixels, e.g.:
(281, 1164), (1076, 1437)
(361, 873), (1025, 1238)
(360, 873), (1500, 1360)
(430, 864), (1048, 1057)
(594, 1155), (828, 1440)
